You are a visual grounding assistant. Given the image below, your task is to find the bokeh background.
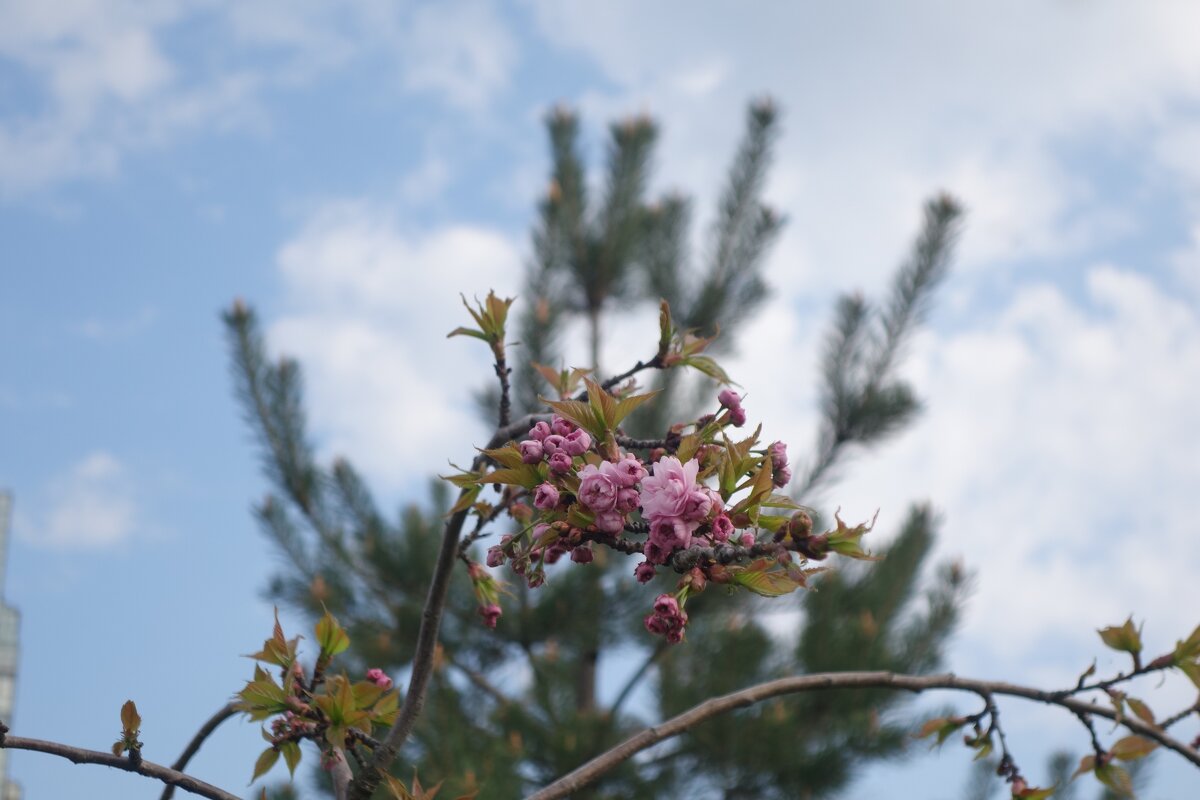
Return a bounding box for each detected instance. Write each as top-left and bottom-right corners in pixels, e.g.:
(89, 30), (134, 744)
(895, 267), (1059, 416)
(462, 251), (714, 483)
(1, 2), (1199, 797)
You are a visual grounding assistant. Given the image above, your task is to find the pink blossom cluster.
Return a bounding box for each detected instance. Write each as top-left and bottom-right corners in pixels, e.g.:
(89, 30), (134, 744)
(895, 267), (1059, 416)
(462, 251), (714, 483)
(644, 593), (688, 643)
(639, 456), (729, 566)
(365, 668), (393, 690)
(519, 416), (592, 473)
(476, 396), (791, 644)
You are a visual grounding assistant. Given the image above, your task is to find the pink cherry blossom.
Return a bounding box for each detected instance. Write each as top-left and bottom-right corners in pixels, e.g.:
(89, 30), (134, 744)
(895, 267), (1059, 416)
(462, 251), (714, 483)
(639, 456), (700, 520)
(577, 463), (620, 511)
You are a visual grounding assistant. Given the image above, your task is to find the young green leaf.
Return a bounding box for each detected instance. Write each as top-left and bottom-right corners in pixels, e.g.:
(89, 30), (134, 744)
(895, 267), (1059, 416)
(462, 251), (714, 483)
(1110, 735), (1158, 761)
(315, 610), (351, 660)
(1098, 617), (1142, 656)
(251, 746), (280, 782)
(119, 700), (141, 735)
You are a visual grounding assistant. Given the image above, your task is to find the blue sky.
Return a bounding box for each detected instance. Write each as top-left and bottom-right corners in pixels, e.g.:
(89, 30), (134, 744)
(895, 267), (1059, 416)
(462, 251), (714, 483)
(2, 2), (1200, 798)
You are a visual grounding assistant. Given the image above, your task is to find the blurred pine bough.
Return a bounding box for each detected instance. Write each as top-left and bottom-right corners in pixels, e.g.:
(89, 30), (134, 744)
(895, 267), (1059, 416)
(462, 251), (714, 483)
(226, 99), (969, 799)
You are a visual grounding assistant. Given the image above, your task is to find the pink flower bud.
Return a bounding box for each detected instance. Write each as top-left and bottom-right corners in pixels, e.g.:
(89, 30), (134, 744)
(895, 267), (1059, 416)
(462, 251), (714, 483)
(570, 545), (594, 563)
(542, 434), (566, 455)
(728, 405), (747, 427)
(533, 482), (560, 510)
(551, 416), (576, 437)
(519, 439), (544, 463)
(529, 421), (552, 441)
(548, 452), (573, 473)
(739, 532), (755, 547)
(486, 545), (506, 567)
(564, 428), (592, 456)
(717, 389), (741, 409)
(653, 594), (680, 617)
(711, 514), (734, 541)
(634, 562), (657, 583)
(479, 603), (502, 628)
(365, 668), (393, 690)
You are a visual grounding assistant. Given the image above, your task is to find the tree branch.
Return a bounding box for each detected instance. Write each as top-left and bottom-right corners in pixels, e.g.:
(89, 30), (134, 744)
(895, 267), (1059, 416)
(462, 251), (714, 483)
(159, 702), (239, 800)
(525, 671), (1200, 800)
(0, 727), (239, 800)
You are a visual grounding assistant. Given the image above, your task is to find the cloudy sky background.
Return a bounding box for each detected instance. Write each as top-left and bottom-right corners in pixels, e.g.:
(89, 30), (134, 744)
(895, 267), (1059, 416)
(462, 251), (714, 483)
(2, 1), (1199, 797)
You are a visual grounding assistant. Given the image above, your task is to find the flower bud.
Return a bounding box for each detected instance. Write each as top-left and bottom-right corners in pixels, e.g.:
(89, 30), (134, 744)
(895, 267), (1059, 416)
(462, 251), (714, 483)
(548, 451), (573, 473)
(533, 482), (560, 510)
(519, 439), (544, 464)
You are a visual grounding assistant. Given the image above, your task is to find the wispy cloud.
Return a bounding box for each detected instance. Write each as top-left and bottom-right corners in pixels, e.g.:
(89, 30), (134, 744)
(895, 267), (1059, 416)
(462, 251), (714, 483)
(22, 451), (139, 549)
(268, 198), (522, 491)
(0, 0), (519, 195)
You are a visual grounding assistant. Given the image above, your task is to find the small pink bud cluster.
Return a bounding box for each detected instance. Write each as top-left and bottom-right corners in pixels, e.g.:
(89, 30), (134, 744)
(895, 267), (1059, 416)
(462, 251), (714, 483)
(521, 416), (592, 473)
(577, 455), (646, 533)
(270, 710), (317, 739)
(365, 668), (392, 690)
(644, 593), (688, 643)
(768, 440), (791, 488)
(718, 389), (747, 427)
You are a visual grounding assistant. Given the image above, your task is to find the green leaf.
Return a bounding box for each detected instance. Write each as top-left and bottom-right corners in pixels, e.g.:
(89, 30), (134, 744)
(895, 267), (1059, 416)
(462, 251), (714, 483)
(680, 354), (732, 384)
(914, 715), (968, 746)
(1176, 658), (1200, 689)
(479, 466), (541, 489)
(728, 561), (805, 597)
(1013, 786), (1055, 800)
(1098, 617), (1142, 655)
(542, 397), (603, 437)
(251, 747), (280, 782)
(1095, 762), (1134, 796)
(446, 326), (488, 341)
(479, 443), (528, 469)
(1126, 697), (1156, 726)
(1070, 755), (1095, 781)
(1172, 623), (1200, 663)
(280, 740), (301, 777)
(612, 390), (660, 427)
(658, 300), (673, 356)
(825, 509), (881, 561)
(119, 700), (141, 735)
(1110, 735), (1158, 761)
(315, 610), (351, 660)
(449, 485), (483, 514)
(583, 377), (619, 430)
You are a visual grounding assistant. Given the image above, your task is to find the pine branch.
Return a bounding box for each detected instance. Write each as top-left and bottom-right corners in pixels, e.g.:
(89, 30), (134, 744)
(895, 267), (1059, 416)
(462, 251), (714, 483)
(797, 195), (962, 497)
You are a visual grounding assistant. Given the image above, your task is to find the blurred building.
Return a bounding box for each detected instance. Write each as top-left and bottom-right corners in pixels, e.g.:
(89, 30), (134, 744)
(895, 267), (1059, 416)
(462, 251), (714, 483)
(0, 492), (19, 800)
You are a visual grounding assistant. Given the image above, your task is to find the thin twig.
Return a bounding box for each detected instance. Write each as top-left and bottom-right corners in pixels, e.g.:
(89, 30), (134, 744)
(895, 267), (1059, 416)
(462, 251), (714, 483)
(525, 671), (1200, 800)
(0, 730), (239, 800)
(159, 702), (239, 800)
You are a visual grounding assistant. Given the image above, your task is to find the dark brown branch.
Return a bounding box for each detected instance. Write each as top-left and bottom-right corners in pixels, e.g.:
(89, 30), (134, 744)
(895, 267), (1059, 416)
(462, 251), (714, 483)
(0, 729), (239, 800)
(495, 351), (513, 429)
(525, 671), (1200, 800)
(158, 702), (238, 800)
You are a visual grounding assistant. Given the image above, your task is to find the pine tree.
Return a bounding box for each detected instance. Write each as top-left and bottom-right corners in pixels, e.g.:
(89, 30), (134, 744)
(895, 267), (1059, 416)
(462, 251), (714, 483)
(226, 100), (967, 798)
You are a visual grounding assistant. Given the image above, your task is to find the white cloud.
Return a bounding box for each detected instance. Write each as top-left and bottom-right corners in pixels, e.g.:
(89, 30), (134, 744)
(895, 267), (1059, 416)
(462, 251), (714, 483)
(0, 0), (519, 194)
(26, 451), (140, 549)
(814, 265), (1200, 678)
(526, 2), (1200, 293)
(269, 200), (522, 491)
